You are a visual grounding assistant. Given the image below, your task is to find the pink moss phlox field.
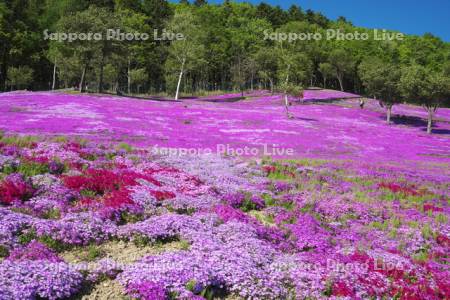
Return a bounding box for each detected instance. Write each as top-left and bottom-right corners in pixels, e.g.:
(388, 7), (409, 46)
(1, 91), (449, 166)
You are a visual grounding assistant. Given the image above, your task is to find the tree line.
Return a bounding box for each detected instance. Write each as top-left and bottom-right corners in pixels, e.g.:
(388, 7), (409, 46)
(0, 0), (449, 132)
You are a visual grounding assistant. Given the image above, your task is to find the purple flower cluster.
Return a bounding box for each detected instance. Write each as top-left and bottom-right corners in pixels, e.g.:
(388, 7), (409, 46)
(222, 192), (245, 207)
(118, 213), (218, 243)
(0, 208), (34, 248)
(6, 240), (62, 262)
(126, 281), (168, 300)
(0, 138), (448, 299)
(33, 212), (117, 245)
(288, 214), (331, 252)
(0, 261), (82, 300)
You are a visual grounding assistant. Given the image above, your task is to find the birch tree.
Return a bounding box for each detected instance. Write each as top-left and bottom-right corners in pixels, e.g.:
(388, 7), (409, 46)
(275, 39), (312, 118)
(165, 9), (204, 100)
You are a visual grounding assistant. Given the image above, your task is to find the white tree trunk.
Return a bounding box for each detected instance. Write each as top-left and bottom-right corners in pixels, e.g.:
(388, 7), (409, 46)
(52, 58), (57, 91)
(284, 65), (291, 118)
(386, 106), (392, 124)
(127, 59), (131, 94)
(337, 74), (344, 91)
(175, 58), (185, 101)
(427, 109), (434, 134)
(284, 94), (290, 118)
(79, 64), (87, 93)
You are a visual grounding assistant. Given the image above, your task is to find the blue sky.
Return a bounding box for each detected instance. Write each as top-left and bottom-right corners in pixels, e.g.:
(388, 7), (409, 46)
(204, 0), (450, 41)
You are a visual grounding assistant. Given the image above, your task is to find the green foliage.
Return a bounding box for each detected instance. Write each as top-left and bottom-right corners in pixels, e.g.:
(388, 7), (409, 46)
(249, 210), (275, 225)
(391, 217), (402, 228)
(83, 244), (105, 261)
(128, 68), (148, 93)
(7, 66), (34, 90)
(103, 63), (120, 90)
(119, 211), (144, 224)
(399, 64), (450, 132)
(0, 0), (448, 104)
(0, 135), (38, 148)
(14, 160), (49, 177)
(116, 142), (134, 152)
(39, 235), (68, 252)
(55, 6), (124, 92)
(435, 213), (448, 224)
(2, 160), (49, 177)
(421, 223), (435, 240)
(240, 194), (261, 212)
(165, 9), (205, 99)
(400, 65), (450, 109)
(185, 278), (226, 300)
(42, 208), (61, 220)
(318, 62), (334, 87)
(178, 239), (191, 250)
(52, 136), (69, 143)
(412, 250), (429, 262)
(388, 228), (398, 238)
(132, 234), (151, 247)
(185, 279), (197, 292)
(359, 58), (402, 106)
(0, 244), (10, 258)
(262, 193), (276, 206)
(328, 48), (355, 91)
(369, 220), (388, 231)
(80, 189), (98, 198)
(18, 230), (38, 245)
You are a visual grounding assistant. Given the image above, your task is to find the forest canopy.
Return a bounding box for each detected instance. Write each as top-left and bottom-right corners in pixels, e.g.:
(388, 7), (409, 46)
(0, 0), (449, 104)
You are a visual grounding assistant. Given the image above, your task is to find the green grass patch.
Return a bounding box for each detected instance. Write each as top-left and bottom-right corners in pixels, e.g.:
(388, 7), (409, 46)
(41, 208), (61, 219)
(0, 245), (9, 258)
(3, 160), (49, 177)
(421, 223), (435, 240)
(369, 220), (388, 231)
(435, 213), (448, 224)
(116, 142), (134, 153)
(0, 135), (39, 148)
(412, 250), (429, 263)
(82, 244), (105, 262)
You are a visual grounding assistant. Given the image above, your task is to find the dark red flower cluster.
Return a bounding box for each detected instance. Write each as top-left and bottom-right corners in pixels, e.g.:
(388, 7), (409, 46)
(378, 182), (422, 196)
(63, 169), (160, 195)
(62, 168), (167, 211)
(0, 179), (33, 204)
(436, 234), (450, 247)
(332, 281), (354, 297)
(23, 156), (49, 164)
(150, 190), (176, 201)
(262, 165), (276, 174)
(423, 203), (444, 213)
(262, 165), (296, 178)
(344, 251), (448, 299)
(103, 189), (135, 208)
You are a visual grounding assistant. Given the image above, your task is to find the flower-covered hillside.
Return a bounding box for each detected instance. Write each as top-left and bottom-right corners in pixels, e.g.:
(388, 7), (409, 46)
(0, 91), (448, 164)
(0, 137), (448, 299)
